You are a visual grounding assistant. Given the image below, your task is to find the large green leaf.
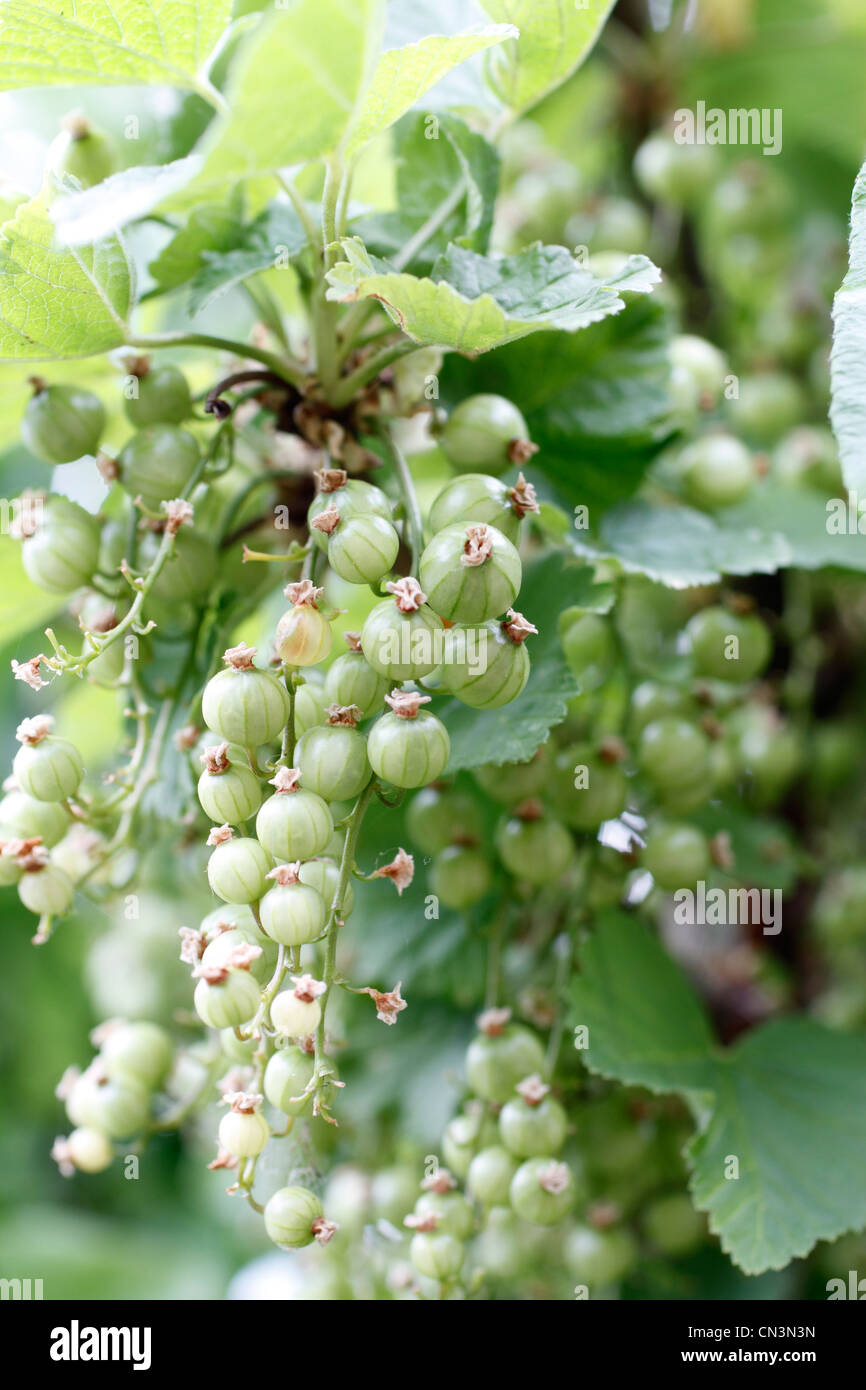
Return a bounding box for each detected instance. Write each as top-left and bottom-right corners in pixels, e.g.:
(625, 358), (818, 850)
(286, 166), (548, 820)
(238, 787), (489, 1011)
(571, 914), (866, 1273)
(0, 0), (231, 95)
(149, 202), (242, 293)
(831, 160), (866, 495)
(723, 484), (866, 575)
(0, 188), (133, 361)
(439, 551), (579, 772)
(344, 23), (516, 156)
(52, 158), (201, 248)
(479, 0), (616, 112)
(188, 203), (308, 314)
(326, 239), (659, 352)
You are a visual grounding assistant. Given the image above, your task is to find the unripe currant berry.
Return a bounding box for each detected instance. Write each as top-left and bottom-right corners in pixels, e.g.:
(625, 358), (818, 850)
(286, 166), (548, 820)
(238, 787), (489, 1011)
(18, 858), (75, 915)
(65, 1126), (114, 1173)
(197, 743), (262, 825)
(679, 433), (754, 510)
(202, 918), (277, 984)
(466, 1145), (519, 1207)
(206, 829), (272, 903)
(441, 1109), (499, 1177)
(77, 597), (126, 686)
(193, 962), (260, 1029)
(686, 605), (771, 684)
(360, 580), (444, 682)
(99, 1021), (173, 1089)
(406, 785), (482, 855)
(324, 634), (389, 718)
(0, 790), (69, 846)
(409, 1230), (465, 1281)
(0, 844), (23, 887)
(413, 1189), (474, 1240)
(440, 394), (536, 476)
(140, 527), (218, 604)
(294, 680), (327, 737)
(628, 680), (692, 737)
(565, 1224), (638, 1285)
(669, 334), (728, 409)
(465, 1012), (546, 1103)
(642, 1192), (706, 1255)
(419, 523), (521, 624)
(118, 425), (200, 512)
(255, 766), (333, 861)
(428, 472), (539, 544)
(202, 643), (291, 746)
(727, 371), (803, 444)
(274, 580), (332, 666)
(633, 131), (714, 207)
(297, 856), (355, 915)
(264, 1185), (333, 1249)
(307, 469), (392, 553)
(259, 862), (326, 946)
(54, 113), (115, 187)
(429, 845), (491, 909)
(548, 741), (628, 832)
(124, 363), (192, 427)
(642, 821), (710, 890)
(13, 716), (83, 802)
(559, 612), (615, 690)
(325, 511), (400, 585)
(637, 716), (710, 793)
(498, 1077), (567, 1158)
(473, 747), (548, 804)
(367, 690), (450, 789)
(295, 706), (370, 801)
(271, 974), (326, 1037)
(495, 803), (575, 885)
(20, 494), (100, 594)
(263, 1045), (317, 1115)
(509, 1158), (575, 1225)
(441, 609), (535, 709)
(22, 379), (105, 463)
(67, 1068), (151, 1139)
(218, 1093), (270, 1157)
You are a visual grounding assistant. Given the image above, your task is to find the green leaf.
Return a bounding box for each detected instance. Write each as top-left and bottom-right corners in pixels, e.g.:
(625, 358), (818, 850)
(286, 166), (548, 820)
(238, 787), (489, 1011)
(0, 187), (133, 362)
(0, 0), (231, 94)
(326, 239), (660, 353)
(440, 551), (579, 772)
(572, 500), (792, 588)
(52, 158), (201, 248)
(571, 914), (866, 1273)
(690, 804), (799, 894)
(195, 0), (384, 189)
(442, 296), (676, 513)
(352, 112), (500, 274)
(831, 159), (866, 494)
(479, 0), (616, 112)
(149, 203), (242, 293)
(723, 483), (866, 575)
(188, 203), (308, 314)
(344, 23), (516, 156)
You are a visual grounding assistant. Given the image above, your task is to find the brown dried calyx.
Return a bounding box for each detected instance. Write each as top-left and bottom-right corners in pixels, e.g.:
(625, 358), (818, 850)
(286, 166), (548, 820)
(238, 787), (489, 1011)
(326, 703), (361, 727)
(385, 577), (426, 613)
(284, 579), (324, 608)
(311, 1216), (339, 1246)
(421, 1168), (457, 1194)
(291, 973), (326, 1003)
(266, 861), (302, 887)
(507, 472), (539, 517)
(516, 1074), (550, 1107)
(537, 1161), (570, 1195)
(587, 1200), (622, 1231)
(461, 523), (493, 567)
(193, 943), (261, 982)
(514, 797), (544, 821)
(223, 641), (257, 670)
(313, 467), (348, 494)
(501, 609), (537, 645)
(477, 1006), (512, 1037)
(385, 690), (431, 720)
(200, 742), (232, 775)
(404, 1211), (439, 1233)
(310, 503), (341, 536)
(372, 848), (414, 895)
(221, 1090), (263, 1114)
(16, 714), (53, 746)
(62, 110), (94, 141)
(269, 766), (302, 794)
(507, 437), (539, 465)
(343, 631), (363, 652)
(206, 824), (234, 847)
(3, 836), (47, 872)
(597, 735), (627, 764)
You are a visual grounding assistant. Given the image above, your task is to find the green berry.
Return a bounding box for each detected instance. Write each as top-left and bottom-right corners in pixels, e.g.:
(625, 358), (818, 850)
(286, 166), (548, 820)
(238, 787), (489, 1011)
(495, 809), (575, 885)
(643, 821), (710, 890)
(473, 749), (548, 804)
(67, 1069), (150, 1139)
(264, 1185), (327, 1249)
(294, 680), (328, 736)
(440, 616), (532, 709)
(308, 477), (392, 552)
(22, 382), (105, 463)
(56, 115), (115, 187)
(419, 523), (521, 624)
(413, 1189), (474, 1239)
(271, 985), (323, 1038)
(466, 1145), (519, 1207)
(297, 856), (355, 916)
(428, 473), (531, 543)
(727, 371), (803, 444)
(548, 743), (628, 832)
(21, 495), (100, 594)
(465, 1021), (546, 1103)
(509, 1157), (575, 1225)
(367, 698), (450, 789)
(13, 722), (83, 802)
(642, 1192), (706, 1255)
(202, 920), (277, 984)
(118, 426), (200, 512)
(255, 776), (333, 862)
(409, 1231), (465, 1280)
(637, 717), (709, 793)
(218, 1106), (270, 1158)
(499, 1089), (567, 1158)
(633, 131), (714, 207)
(406, 786), (482, 855)
(441, 1110), (499, 1177)
(264, 1046), (316, 1114)
(429, 845), (491, 909)
(140, 527), (217, 604)
(440, 395), (533, 475)
(100, 1021), (172, 1089)
(559, 613), (616, 690)
(18, 860), (74, 915)
(565, 1224), (638, 1285)
(360, 592), (444, 682)
(124, 364), (191, 427)
(65, 1126), (114, 1173)
(259, 865), (326, 946)
(202, 661), (290, 747)
(197, 749), (261, 825)
(193, 967), (260, 1029)
(207, 835), (272, 903)
(323, 646), (389, 718)
(679, 433), (755, 510)
(295, 720), (370, 801)
(628, 681), (692, 737)
(328, 512), (400, 585)
(274, 600), (332, 667)
(686, 606), (771, 683)
(0, 791), (69, 846)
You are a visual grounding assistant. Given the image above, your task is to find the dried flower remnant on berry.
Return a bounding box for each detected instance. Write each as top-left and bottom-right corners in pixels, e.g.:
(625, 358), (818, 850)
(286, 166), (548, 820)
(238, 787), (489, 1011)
(310, 503), (341, 535)
(385, 577), (426, 612)
(461, 524), (494, 567)
(162, 498), (194, 534)
(221, 1090), (264, 1113)
(325, 703), (362, 727)
(291, 974), (326, 1002)
(478, 1006), (512, 1036)
(421, 1168), (457, 1193)
(223, 641), (257, 670)
(174, 724), (200, 751)
(508, 436), (539, 465)
(311, 1217), (339, 1246)
(507, 473), (539, 517)
(343, 631), (363, 652)
(51, 1136), (76, 1178)
(538, 1162), (570, 1195)
(384, 690), (431, 719)
(16, 714), (53, 746)
(206, 824), (234, 847)
(285, 579), (324, 608)
(179, 926), (207, 966)
(373, 848), (414, 894)
(364, 981), (407, 1026)
(208, 1148), (238, 1172)
(501, 610), (537, 644)
(516, 1074), (550, 1105)
(200, 742), (232, 775)
(11, 654), (49, 691)
(266, 861), (302, 886)
(314, 467), (348, 493)
(268, 766), (302, 794)
(404, 1211), (439, 1232)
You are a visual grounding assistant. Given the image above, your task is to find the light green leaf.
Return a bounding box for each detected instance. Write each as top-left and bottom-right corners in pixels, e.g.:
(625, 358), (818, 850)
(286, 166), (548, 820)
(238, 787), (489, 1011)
(831, 159), (866, 494)
(195, 0), (384, 188)
(440, 552), (579, 772)
(0, 188), (133, 362)
(0, 0), (231, 94)
(344, 24), (516, 156)
(571, 913), (866, 1273)
(188, 203), (308, 314)
(326, 239), (659, 352)
(480, 0), (616, 112)
(52, 158), (202, 247)
(149, 203), (243, 293)
(722, 483), (866, 575)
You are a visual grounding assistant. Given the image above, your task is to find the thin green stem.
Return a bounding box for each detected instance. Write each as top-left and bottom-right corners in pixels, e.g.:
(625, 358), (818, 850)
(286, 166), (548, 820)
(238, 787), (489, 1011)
(379, 426), (424, 571)
(322, 156), (342, 269)
(276, 173), (320, 251)
(392, 177), (467, 272)
(130, 331), (302, 388)
(331, 339), (421, 408)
